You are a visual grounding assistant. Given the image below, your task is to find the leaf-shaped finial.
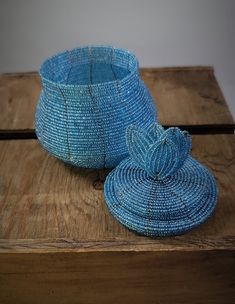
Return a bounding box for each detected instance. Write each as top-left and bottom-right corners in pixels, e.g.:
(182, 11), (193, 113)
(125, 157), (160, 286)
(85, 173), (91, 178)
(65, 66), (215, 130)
(126, 125), (153, 170)
(126, 123), (192, 179)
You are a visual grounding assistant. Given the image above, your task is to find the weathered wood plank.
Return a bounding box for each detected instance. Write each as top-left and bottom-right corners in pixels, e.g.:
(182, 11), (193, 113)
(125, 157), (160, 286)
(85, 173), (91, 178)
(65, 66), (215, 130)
(141, 67), (234, 126)
(0, 67), (233, 131)
(0, 237), (235, 253)
(0, 72), (40, 129)
(0, 135), (234, 303)
(0, 250), (234, 304)
(0, 134), (234, 247)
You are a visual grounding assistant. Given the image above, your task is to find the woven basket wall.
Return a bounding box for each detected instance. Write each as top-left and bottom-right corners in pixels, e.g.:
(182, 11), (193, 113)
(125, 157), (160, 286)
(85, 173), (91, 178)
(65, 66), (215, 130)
(35, 46), (157, 168)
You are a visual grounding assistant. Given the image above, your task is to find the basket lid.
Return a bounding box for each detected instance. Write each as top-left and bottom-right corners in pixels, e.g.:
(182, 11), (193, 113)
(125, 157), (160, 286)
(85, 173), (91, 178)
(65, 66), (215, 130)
(104, 123), (218, 237)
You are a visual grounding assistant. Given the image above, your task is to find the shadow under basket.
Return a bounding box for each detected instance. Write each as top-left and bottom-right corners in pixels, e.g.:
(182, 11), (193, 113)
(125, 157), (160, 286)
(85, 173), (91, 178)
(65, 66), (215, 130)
(35, 45), (157, 168)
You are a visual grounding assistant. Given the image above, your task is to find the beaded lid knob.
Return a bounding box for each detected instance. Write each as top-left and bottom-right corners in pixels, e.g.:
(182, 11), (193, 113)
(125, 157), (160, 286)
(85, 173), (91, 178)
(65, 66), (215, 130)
(104, 123), (218, 237)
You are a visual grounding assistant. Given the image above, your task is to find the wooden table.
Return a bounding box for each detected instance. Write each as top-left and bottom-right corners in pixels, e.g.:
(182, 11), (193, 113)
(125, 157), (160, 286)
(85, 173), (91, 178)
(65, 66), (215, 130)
(0, 67), (234, 303)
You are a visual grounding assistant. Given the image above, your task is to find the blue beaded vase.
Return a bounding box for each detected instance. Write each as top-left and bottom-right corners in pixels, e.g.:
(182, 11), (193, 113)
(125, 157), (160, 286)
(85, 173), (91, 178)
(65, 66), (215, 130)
(35, 46), (157, 168)
(104, 123), (218, 237)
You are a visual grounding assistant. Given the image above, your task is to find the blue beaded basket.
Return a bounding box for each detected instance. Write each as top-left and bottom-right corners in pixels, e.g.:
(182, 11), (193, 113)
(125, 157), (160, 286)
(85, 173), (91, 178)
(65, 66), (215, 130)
(35, 46), (157, 168)
(104, 123), (218, 237)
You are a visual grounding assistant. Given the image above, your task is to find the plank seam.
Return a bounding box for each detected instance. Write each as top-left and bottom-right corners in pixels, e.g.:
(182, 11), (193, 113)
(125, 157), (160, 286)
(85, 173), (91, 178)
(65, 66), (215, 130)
(0, 124), (234, 140)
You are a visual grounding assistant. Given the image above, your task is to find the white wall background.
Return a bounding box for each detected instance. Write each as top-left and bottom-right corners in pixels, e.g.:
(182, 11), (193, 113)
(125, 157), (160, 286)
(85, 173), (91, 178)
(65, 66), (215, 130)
(0, 0), (234, 117)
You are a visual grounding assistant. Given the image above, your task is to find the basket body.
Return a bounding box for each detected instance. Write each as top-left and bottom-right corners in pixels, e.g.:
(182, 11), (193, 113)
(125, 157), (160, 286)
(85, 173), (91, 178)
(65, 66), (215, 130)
(35, 46), (157, 168)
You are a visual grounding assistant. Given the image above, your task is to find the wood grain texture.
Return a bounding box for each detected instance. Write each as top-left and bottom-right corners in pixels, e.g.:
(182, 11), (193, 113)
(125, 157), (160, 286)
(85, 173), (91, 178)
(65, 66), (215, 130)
(140, 67), (234, 125)
(0, 135), (234, 303)
(0, 67), (233, 131)
(1, 67), (234, 303)
(0, 251), (234, 304)
(0, 72), (40, 129)
(0, 134), (234, 249)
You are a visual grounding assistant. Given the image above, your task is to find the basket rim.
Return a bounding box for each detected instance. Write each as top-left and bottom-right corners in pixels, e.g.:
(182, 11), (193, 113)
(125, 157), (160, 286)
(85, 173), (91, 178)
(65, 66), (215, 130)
(39, 45), (139, 89)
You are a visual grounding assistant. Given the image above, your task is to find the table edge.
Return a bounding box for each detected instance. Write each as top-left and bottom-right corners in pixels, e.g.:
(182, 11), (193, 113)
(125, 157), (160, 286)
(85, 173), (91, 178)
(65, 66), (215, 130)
(0, 236), (234, 253)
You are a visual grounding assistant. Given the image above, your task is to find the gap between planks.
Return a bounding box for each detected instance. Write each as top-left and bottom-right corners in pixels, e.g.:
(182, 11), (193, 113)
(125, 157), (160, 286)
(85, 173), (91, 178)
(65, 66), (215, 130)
(0, 124), (234, 140)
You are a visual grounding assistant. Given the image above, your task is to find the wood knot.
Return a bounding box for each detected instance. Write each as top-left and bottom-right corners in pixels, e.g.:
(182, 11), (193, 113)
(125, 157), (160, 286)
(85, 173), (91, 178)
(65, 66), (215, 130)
(93, 179), (104, 190)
